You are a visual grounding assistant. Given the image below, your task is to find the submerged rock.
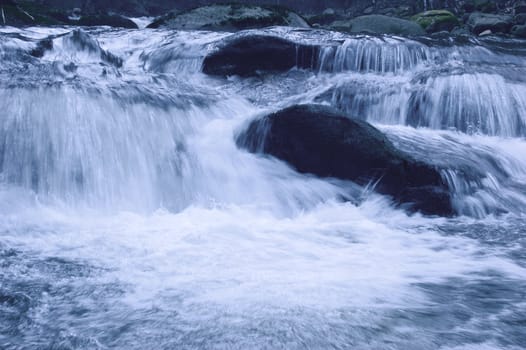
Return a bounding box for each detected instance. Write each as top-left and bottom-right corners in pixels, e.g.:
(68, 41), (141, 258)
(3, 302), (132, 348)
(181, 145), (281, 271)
(331, 15), (426, 36)
(147, 4), (309, 31)
(412, 10), (460, 33)
(468, 12), (513, 34)
(237, 104), (453, 216)
(202, 35), (319, 77)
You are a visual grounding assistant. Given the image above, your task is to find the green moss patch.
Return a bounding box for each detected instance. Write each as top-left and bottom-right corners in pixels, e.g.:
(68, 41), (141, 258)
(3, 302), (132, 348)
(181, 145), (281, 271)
(412, 10), (460, 32)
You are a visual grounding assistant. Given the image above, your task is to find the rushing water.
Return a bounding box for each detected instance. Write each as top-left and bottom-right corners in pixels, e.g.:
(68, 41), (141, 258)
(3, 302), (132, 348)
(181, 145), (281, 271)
(0, 25), (525, 349)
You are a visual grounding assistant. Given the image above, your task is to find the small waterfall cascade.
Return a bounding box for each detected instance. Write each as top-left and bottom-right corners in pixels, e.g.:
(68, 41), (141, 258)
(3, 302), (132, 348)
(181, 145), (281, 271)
(0, 24), (526, 350)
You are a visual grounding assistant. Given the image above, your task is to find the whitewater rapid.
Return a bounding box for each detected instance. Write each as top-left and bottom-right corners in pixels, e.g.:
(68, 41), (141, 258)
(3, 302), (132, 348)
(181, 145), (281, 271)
(1, 26), (525, 349)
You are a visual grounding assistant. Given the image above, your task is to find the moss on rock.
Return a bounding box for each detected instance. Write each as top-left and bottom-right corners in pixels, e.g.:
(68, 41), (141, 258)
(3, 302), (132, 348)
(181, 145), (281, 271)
(412, 10), (460, 33)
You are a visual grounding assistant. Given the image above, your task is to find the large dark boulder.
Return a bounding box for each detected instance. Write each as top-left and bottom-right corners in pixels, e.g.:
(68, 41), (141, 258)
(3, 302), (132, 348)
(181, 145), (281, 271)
(237, 104), (453, 216)
(147, 4), (309, 31)
(202, 35), (319, 77)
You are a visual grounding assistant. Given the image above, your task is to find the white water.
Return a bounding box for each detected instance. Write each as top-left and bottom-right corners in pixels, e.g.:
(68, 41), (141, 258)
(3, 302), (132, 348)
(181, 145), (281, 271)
(0, 26), (526, 349)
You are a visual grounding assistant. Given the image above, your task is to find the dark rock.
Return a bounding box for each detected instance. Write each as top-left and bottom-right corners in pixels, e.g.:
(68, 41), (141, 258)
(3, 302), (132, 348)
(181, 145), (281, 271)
(467, 12), (513, 34)
(511, 24), (526, 37)
(202, 35), (319, 77)
(412, 10), (460, 33)
(332, 15), (426, 36)
(236, 104), (453, 216)
(147, 4), (309, 31)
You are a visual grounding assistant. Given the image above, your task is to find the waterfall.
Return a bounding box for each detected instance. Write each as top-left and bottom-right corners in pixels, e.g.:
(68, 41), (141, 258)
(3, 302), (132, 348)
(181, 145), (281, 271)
(0, 26), (526, 350)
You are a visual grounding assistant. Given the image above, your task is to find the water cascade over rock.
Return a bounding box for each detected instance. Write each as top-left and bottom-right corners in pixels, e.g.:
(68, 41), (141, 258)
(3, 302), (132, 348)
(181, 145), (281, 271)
(237, 104), (453, 216)
(1, 22), (526, 350)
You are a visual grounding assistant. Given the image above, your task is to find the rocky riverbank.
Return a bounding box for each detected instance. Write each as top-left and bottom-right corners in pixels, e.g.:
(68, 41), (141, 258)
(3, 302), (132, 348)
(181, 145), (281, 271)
(1, 1), (526, 38)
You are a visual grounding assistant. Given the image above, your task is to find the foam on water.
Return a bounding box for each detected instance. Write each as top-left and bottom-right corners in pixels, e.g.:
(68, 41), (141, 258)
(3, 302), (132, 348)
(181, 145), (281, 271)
(1, 26), (526, 349)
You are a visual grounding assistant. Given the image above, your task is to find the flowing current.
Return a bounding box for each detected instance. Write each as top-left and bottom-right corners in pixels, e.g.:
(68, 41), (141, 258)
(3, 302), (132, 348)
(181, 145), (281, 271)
(1, 26), (526, 349)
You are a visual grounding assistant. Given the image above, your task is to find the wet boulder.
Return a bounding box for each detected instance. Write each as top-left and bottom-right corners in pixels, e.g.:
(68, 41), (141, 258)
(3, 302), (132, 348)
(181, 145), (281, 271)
(202, 35), (319, 77)
(468, 12), (513, 35)
(412, 10), (460, 33)
(236, 104), (453, 216)
(147, 4), (309, 31)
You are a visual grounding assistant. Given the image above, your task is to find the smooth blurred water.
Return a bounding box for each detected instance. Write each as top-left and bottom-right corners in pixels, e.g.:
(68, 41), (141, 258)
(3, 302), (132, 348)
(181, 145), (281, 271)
(0, 26), (525, 349)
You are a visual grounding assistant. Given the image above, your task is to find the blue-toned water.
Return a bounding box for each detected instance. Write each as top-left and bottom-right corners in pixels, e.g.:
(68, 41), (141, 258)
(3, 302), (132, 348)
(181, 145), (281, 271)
(0, 26), (525, 349)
